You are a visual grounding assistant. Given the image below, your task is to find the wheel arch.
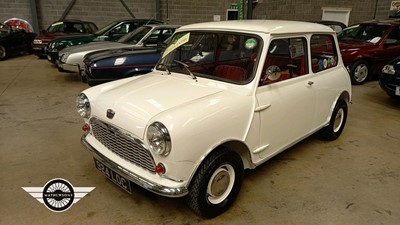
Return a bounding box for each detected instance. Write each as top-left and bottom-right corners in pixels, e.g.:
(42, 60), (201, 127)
(187, 139), (252, 188)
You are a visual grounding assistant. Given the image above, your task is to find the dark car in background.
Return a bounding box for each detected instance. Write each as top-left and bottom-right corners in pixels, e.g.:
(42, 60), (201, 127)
(46, 19), (163, 63)
(0, 23), (36, 60)
(379, 56), (400, 98)
(57, 24), (179, 74)
(82, 45), (163, 86)
(32, 19), (98, 58)
(338, 20), (400, 85)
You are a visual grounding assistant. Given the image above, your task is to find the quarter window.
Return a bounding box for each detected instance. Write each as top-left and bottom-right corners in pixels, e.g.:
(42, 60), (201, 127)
(260, 37), (308, 86)
(310, 34), (338, 73)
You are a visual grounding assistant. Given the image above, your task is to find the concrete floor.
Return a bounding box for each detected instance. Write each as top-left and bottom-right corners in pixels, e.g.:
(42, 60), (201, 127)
(1, 54), (399, 225)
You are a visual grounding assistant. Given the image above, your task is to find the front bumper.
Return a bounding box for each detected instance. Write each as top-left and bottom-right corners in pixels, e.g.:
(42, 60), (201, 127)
(81, 135), (189, 197)
(379, 74), (400, 97)
(32, 45), (47, 57)
(58, 61), (80, 73)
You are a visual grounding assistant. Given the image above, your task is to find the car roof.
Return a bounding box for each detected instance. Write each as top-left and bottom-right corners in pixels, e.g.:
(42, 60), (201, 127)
(114, 18), (163, 23)
(142, 24), (181, 28)
(52, 19), (95, 24)
(178, 20), (335, 34)
(356, 19), (400, 26)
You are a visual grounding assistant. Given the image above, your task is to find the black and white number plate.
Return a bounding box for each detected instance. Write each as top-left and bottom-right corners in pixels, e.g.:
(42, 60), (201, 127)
(94, 158), (132, 193)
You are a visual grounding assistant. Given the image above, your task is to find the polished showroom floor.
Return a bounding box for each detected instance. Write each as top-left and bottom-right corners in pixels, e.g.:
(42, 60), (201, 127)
(1, 54), (399, 225)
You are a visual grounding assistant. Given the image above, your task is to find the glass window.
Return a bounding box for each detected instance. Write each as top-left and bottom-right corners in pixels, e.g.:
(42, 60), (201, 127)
(338, 24), (389, 43)
(310, 34), (338, 73)
(260, 37), (308, 86)
(386, 26), (400, 44)
(157, 31), (261, 83)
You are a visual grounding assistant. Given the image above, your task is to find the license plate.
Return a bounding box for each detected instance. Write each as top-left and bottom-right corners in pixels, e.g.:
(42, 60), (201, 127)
(396, 86), (400, 96)
(94, 158), (132, 193)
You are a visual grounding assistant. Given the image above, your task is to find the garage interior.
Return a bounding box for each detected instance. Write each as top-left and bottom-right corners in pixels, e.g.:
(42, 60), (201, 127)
(1, 0), (400, 224)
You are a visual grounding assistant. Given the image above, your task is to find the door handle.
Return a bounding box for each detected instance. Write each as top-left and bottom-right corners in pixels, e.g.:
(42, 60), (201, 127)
(307, 81), (314, 86)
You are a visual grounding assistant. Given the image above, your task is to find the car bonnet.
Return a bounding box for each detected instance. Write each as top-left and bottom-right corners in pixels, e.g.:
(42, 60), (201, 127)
(87, 73), (223, 139)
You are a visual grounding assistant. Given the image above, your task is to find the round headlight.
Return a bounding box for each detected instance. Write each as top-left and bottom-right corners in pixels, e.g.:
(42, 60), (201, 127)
(382, 65), (395, 75)
(76, 93), (91, 118)
(147, 122), (171, 156)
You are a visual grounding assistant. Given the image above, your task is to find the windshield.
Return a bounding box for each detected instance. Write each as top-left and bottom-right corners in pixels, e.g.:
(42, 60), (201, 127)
(118, 26), (152, 44)
(94, 21), (119, 35)
(47, 22), (84, 33)
(337, 24), (389, 43)
(157, 31), (261, 84)
(0, 23), (10, 34)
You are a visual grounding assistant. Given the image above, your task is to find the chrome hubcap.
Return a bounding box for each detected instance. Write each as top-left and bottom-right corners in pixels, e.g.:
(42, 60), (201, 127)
(207, 164), (235, 204)
(333, 108), (344, 133)
(354, 64), (368, 82)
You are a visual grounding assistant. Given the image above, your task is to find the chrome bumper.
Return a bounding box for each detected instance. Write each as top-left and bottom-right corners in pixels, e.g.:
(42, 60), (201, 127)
(81, 135), (189, 197)
(58, 62), (80, 73)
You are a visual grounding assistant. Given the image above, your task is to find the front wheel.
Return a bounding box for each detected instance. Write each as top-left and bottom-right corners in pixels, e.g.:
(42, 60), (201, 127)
(320, 100), (348, 141)
(186, 149), (243, 218)
(0, 45), (7, 60)
(350, 60), (370, 85)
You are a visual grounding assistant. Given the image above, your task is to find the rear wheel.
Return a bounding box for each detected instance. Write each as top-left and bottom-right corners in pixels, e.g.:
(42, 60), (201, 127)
(350, 60), (370, 85)
(320, 100), (348, 141)
(0, 45), (7, 60)
(186, 148), (243, 218)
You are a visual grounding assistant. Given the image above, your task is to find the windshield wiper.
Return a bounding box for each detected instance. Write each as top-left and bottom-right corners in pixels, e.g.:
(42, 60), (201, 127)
(174, 60), (197, 80)
(158, 63), (171, 75)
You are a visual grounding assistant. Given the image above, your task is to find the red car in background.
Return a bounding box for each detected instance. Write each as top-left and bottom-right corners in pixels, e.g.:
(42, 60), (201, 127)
(338, 20), (400, 85)
(32, 19), (97, 58)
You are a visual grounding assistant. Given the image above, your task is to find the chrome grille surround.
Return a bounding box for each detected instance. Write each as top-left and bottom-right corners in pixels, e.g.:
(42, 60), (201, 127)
(89, 117), (156, 173)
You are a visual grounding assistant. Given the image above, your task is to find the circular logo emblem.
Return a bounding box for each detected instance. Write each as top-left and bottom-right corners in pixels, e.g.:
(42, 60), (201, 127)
(245, 38), (258, 50)
(42, 178), (75, 212)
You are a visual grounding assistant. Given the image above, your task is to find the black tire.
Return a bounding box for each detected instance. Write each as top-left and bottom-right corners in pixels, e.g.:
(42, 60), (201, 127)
(186, 148), (243, 218)
(0, 45), (7, 60)
(350, 60), (370, 85)
(320, 100), (348, 141)
(58, 67), (66, 72)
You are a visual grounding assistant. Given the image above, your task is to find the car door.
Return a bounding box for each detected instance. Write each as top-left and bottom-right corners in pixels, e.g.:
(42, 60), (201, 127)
(8, 29), (26, 51)
(255, 37), (316, 160)
(372, 26), (400, 74)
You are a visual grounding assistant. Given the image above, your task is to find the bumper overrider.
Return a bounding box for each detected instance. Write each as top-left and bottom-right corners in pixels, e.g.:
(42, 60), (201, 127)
(81, 135), (189, 197)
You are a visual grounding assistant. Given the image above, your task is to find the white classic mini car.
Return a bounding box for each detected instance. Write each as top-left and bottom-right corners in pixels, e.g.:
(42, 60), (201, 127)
(77, 20), (352, 218)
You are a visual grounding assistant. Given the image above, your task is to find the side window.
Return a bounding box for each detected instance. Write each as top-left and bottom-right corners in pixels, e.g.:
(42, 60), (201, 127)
(386, 26), (400, 44)
(146, 29), (162, 45)
(112, 24), (130, 34)
(260, 37), (308, 86)
(147, 29), (175, 44)
(73, 24), (84, 33)
(310, 34), (338, 73)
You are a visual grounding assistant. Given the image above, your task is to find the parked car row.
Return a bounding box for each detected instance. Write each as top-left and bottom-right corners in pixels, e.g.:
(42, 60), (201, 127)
(58, 24), (179, 85)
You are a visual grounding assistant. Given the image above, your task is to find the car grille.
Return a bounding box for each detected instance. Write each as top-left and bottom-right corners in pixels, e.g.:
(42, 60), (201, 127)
(90, 118), (156, 173)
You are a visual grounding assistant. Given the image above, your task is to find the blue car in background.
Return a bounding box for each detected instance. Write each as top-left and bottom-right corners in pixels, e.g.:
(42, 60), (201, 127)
(82, 45), (163, 86)
(380, 56), (400, 99)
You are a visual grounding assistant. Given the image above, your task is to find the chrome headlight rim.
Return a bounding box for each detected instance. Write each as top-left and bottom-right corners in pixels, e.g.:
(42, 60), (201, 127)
(76, 93), (91, 118)
(382, 64), (395, 75)
(146, 122), (171, 157)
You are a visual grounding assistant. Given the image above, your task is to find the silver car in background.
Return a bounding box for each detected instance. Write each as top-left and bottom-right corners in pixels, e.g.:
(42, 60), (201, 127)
(57, 24), (179, 73)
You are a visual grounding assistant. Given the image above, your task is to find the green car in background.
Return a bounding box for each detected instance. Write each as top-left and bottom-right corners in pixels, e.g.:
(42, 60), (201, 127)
(46, 18), (162, 63)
